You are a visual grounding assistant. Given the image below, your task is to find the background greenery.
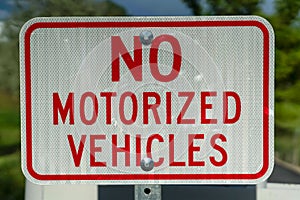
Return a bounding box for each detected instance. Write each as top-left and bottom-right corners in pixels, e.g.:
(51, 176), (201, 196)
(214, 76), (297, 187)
(0, 0), (300, 199)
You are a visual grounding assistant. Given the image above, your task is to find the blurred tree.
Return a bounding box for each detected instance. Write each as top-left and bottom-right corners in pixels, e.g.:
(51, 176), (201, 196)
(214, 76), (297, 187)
(274, 0), (300, 25)
(0, 41), (19, 95)
(0, 0), (126, 95)
(182, 0), (262, 15)
(271, 0), (300, 164)
(205, 0), (262, 15)
(182, 0), (203, 15)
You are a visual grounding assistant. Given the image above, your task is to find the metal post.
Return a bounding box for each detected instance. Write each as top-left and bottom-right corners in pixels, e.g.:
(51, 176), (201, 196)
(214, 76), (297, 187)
(135, 185), (161, 200)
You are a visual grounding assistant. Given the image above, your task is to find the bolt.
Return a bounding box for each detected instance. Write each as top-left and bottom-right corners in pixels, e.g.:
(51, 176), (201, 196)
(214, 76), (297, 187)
(141, 157), (154, 171)
(139, 30), (153, 45)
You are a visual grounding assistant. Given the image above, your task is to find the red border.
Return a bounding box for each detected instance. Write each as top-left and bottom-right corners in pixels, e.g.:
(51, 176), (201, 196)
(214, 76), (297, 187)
(24, 20), (271, 181)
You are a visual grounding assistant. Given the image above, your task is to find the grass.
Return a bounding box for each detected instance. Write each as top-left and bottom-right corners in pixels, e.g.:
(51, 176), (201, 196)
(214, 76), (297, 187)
(0, 152), (24, 200)
(0, 128), (20, 149)
(0, 106), (19, 127)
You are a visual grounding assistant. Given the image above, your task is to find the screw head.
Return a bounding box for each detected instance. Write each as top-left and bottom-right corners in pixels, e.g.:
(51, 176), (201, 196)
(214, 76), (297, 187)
(139, 30), (153, 45)
(141, 157), (154, 171)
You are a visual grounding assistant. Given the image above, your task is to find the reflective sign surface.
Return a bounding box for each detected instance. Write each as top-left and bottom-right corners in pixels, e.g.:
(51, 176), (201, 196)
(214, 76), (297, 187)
(20, 16), (274, 184)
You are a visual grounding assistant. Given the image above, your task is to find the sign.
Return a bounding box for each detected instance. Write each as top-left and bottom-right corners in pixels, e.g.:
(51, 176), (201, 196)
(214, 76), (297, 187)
(20, 16), (274, 184)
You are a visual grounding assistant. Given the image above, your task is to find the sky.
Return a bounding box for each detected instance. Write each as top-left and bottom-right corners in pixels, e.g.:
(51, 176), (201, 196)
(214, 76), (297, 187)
(0, 0), (274, 19)
(0, 0), (13, 19)
(112, 0), (193, 16)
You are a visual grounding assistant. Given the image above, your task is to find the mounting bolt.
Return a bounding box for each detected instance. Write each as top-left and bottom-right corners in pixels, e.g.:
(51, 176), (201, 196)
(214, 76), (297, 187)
(139, 30), (153, 45)
(141, 157), (154, 171)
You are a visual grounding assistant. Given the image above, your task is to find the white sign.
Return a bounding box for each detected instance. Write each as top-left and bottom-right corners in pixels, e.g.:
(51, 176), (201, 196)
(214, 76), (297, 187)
(20, 16), (274, 184)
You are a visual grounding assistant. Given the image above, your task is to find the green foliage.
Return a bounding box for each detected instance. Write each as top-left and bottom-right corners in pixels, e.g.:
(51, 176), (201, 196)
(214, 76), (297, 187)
(0, 94), (19, 127)
(0, 93), (20, 149)
(0, 152), (24, 200)
(271, 1), (300, 135)
(275, 0), (300, 24)
(182, 0), (203, 15)
(275, 134), (300, 165)
(275, 102), (300, 129)
(205, 0), (262, 15)
(13, 0), (126, 20)
(0, 41), (19, 95)
(273, 9), (300, 161)
(0, 93), (22, 199)
(182, 0), (263, 15)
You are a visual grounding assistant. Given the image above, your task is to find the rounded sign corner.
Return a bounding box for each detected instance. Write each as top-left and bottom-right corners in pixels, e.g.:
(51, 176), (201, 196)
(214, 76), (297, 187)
(19, 18), (42, 40)
(251, 15), (274, 30)
(21, 163), (44, 185)
(254, 158), (274, 184)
